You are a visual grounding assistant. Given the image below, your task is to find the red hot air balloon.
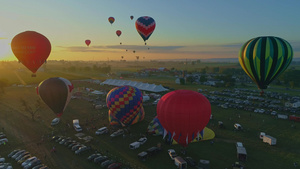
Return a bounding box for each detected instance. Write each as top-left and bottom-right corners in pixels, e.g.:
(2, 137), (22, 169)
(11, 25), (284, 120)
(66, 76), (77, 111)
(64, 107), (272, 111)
(135, 16), (156, 45)
(116, 30), (122, 37)
(38, 77), (74, 117)
(108, 17), (115, 25)
(11, 31), (51, 77)
(157, 90), (211, 147)
(85, 40), (91, 46)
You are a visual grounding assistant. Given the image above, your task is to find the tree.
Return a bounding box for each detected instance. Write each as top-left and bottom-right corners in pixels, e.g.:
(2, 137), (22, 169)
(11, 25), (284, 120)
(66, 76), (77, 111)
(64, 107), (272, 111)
(20, 98), (43, 120)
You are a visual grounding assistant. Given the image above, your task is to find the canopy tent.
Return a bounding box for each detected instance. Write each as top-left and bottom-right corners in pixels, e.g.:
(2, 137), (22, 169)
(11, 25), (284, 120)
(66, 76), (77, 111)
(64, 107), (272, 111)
(101, 79), (169, 93)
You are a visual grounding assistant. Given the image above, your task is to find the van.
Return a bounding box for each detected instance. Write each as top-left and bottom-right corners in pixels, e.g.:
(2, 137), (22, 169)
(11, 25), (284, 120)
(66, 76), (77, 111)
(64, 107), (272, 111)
(73, 119), (82, 132)
(95, 127), (108, 135)
(129, 142), (141, 149)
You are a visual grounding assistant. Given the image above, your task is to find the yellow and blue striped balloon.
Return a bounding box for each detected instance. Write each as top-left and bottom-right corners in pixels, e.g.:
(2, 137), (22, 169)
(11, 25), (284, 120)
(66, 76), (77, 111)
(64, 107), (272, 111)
(239, 36), (293, 90)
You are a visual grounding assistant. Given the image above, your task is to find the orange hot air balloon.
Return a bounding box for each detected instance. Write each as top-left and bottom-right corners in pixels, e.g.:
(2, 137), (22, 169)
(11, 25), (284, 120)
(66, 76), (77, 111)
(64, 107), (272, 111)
(11, 31), (51, 77)
(85, 40), (91, 46)
(116, 30), (122, 37)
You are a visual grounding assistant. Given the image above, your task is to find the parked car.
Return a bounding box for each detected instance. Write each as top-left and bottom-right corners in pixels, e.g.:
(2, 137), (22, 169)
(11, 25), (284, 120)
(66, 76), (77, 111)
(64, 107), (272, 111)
(236, 142), (243, 148)
(234, 123), (243, 130)
(87, 153), (101, 161)
(101, 160), (114, 168)
(21, 156), (37, 167)
(12, 150), (26, 159)
(0, 138), (8, 145)
(138, 137), (147, 145)
(95, 127), (108, 135)
(24, 159), (41, 169)
(107, 162), (122, 169)
(94, 156), (108, 164)
(168, 149), (177, 160)
(72, 144), (84, 151)
(110, 129), (124, 137)
(75, 146), (90, 155)
(15, 151), (30, 161)
(8, 149), (21, 158)
(18, 154), (32, 164)
(32, 164), (44, 169)
(51, 117), (60, 126)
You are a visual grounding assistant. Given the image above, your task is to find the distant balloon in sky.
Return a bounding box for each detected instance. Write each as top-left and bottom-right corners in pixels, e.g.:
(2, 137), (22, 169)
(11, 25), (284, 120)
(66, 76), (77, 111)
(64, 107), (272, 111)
(11, 31), (51, 77)
(85, 40), (91, 46)
(38, 77), (74, 117)
(157, 90), (211, 147)
(239, 36), (293, 94)
(130, 16), (134, 20)
(108, 17), (115, 25)
(116, 30), (122, 37)
(135, 16), (156, 45)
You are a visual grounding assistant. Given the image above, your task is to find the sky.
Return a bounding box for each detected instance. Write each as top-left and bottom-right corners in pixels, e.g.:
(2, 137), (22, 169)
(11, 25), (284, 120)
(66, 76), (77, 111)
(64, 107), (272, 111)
(0, 0), (300, 61)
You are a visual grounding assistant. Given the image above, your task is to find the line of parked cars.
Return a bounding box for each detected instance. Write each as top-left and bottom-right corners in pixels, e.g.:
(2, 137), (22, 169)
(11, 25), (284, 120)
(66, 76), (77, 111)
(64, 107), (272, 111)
(0, 132), (8, 146)
(0, 156), (12, 169)
(7, 149), (48, 169)
(87, 153), (122, 169)
(51, 135), (91, 155)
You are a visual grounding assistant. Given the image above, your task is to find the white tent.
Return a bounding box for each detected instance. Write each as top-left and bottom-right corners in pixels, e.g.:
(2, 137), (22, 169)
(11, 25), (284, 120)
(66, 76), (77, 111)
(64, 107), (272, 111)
(101, 79), (169, 93)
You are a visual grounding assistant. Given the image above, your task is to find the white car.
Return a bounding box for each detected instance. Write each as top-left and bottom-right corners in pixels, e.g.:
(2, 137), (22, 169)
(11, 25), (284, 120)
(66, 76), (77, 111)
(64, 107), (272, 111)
(95, 127), (108, 135)
(138, 137), (147, 145)
(236, 142), (243, 148)
(110, 129), (124, 137)
(234, 123), (243, 130)
(51, 117), (60, 126)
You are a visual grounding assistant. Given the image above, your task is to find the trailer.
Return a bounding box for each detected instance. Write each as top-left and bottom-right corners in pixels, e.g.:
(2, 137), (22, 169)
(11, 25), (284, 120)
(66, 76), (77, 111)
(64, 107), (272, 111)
(174, 156), (187, 169)
(237, 147), (247, 162)
(263, 135), (277, 145)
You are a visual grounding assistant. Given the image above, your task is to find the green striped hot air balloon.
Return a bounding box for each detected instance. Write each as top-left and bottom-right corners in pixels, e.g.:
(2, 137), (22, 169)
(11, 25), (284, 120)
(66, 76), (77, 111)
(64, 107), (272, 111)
(239, 36), (293, 94)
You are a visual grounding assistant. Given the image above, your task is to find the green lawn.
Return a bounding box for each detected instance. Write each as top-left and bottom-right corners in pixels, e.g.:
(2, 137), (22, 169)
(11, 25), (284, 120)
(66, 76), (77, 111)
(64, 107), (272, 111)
(0, 61), (299, 169)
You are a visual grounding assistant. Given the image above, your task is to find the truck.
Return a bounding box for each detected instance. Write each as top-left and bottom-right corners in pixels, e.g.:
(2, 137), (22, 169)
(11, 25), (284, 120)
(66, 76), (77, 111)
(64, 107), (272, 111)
(263, 135), (277, 145)
(73, 119), (82, 132)
(174, 156), (187, 169)
(129, 141), (141, 149)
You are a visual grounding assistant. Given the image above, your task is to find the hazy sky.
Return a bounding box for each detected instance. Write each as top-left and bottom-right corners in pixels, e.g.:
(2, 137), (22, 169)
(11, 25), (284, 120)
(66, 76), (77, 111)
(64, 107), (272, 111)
(0, 0), (299, 61)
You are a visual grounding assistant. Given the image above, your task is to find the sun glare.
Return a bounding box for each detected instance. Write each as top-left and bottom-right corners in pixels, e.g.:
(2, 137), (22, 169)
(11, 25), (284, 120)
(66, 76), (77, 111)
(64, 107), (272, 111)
(0, 38), (12, 60)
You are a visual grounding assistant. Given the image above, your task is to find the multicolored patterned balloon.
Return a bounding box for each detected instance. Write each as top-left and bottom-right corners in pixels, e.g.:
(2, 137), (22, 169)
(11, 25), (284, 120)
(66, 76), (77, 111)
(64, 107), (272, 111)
(239, 36), (293, 90)
(108, 17), (115, 25)
(106, 86), (145, 126)
(135, 16), (156, 44)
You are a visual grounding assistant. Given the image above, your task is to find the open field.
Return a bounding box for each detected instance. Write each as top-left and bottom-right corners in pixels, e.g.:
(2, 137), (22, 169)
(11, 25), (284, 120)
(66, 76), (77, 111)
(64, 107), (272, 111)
(0, 61), (300, 169)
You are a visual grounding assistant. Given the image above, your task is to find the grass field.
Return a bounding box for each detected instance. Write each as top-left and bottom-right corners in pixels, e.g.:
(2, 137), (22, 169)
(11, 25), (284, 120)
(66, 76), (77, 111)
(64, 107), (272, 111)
(0, 61), (299, 169)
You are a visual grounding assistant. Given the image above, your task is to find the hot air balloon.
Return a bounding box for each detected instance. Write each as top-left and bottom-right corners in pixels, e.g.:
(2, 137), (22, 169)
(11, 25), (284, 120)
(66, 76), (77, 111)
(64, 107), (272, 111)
(106, 86), (145, 126)
(11, 31), (51, 77)
(38, 77), (74, 117)
(121, 56), (124, 59)
(108, 17), (115, 25)
(116, 30), (122, 37)
(239, 36), (293, 95)
(135, 16), (156, 45)
(130, 16), (134, 20)
(157, 90), (211, 147)
(85, 40), (91, 46)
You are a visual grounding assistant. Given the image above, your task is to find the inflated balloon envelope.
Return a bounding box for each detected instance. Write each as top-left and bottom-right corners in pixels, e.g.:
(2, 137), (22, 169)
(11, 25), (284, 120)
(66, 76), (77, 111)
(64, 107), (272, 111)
(38, 77), (74, 117)
(239, 36), (293, 94)
(11, 31), (51, 77)
(106, 86), (145, 126)
(157, 90), (211, 147)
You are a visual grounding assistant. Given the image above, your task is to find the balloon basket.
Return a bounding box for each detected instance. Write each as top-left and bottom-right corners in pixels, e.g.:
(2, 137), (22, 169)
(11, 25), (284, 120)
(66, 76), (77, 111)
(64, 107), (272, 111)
(31, 74), (36, 77)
